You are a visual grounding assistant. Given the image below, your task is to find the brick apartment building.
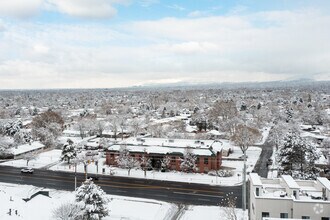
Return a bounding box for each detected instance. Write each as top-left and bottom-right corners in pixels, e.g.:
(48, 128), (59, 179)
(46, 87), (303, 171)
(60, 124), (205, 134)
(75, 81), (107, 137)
(105, 138), (223, 173)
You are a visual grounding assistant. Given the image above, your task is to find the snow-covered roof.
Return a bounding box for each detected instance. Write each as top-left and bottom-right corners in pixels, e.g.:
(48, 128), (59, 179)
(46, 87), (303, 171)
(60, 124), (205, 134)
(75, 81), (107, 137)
(317, 177), (330, 191)
(108, 144), (215, 156)
(63, 130), (81, 135)
(207, 130), (223, 135)
(249, 173), (262, 186)
(281, 175), (300, 189)
(120, 137), (223, 151)
(11, 142), (45, 156)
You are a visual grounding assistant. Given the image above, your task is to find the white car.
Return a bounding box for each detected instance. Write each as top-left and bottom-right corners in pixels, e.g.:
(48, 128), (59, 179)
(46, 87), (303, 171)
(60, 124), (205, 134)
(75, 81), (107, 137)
(21, 168), (34, 174)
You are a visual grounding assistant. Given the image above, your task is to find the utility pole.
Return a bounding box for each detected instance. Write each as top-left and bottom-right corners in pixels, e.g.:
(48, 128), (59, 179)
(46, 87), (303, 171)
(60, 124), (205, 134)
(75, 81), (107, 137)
(242, 147), (247, 211)
(74, 162), (77, 190)
(242, 118), (248, 212)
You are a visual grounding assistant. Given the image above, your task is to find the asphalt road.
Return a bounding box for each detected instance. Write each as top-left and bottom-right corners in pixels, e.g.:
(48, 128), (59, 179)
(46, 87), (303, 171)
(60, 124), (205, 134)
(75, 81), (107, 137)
(253, 139), (273, 178)
(0, 166), (242, 207)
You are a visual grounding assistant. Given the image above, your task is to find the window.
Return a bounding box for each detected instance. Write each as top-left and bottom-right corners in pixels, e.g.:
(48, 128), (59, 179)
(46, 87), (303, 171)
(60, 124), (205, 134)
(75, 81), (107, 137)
(256, 187), (260, 196)
(204, 158), (208, 165)
(196, 157), (200, 164)
(171, 157), (176, 163)
(262, 212), (270, 218)
(321, 218), (330, 220)
(293, 190), (297, 199)
(280, 213), (288, 218)
(302, 217), (310, 219)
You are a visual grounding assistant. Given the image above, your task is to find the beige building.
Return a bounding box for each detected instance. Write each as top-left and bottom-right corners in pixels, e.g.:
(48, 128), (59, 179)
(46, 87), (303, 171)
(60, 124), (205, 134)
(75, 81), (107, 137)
(249, 173), (330, 220)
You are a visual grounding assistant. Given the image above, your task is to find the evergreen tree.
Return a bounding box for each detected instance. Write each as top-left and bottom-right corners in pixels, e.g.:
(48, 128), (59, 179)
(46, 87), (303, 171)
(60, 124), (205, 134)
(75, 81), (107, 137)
(61, 139), (77, 164)
(76, 179), (109, 220)
(278, 130), (320, 179)
(180, 148), (197, 173)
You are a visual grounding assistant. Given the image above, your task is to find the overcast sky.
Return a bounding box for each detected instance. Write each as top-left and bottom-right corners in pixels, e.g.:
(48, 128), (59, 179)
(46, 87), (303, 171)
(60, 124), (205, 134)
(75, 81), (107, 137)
(0, 0), (329, 89)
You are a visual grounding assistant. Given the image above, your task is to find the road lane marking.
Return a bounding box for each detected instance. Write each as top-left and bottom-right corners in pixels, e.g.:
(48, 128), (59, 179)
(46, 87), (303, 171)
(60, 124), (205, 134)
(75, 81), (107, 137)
(197, 198), (211, 201)
(0, 171), (225, 195)
(173, 191), (223, 198)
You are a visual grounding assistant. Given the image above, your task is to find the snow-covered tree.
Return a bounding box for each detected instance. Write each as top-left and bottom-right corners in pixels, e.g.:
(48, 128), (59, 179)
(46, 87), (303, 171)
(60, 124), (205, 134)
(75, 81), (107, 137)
(116, 146), (140, 176)
(284, 107), (294, 123)
(180, 148), (197, 173)
(99, 138), (110, 150)
(3, 120), (22, 136)
(161, 155), (171, 172)
(13, 130), (32, 145)
(61, 139), (77, 164)
(278, 130), (320, 179)
(140, 153), (151, 177)
(75, 179), (109, 220)
(52, 202), (80, 220)
(268, 122), (287, 150)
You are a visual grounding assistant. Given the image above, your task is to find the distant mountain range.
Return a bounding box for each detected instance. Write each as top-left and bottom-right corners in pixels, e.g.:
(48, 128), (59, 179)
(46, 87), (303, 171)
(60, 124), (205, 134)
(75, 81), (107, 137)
(134, 78), (329, 90)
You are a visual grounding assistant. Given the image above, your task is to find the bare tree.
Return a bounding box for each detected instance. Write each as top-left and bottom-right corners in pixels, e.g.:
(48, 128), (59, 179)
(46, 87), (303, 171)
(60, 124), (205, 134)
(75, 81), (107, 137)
(52, 202), (80, 220)
(96, 120), (106, 137)
(130, 118), (141, 137)
(230, 124), (261, 154)
(119, 117), (127, 140)
(221, 192), (238, 220)
(116, 146), (140, 176)
(108, 116), (119, 140)
(23, 151), (39, 166)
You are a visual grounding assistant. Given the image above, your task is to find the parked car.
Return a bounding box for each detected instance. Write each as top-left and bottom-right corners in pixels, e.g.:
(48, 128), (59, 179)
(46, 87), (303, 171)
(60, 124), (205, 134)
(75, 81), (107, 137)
(267, 158), (273, 166)
(87, 176), (99, 181)
(239, 155), (248, 159)
(21, 168), (34, 174)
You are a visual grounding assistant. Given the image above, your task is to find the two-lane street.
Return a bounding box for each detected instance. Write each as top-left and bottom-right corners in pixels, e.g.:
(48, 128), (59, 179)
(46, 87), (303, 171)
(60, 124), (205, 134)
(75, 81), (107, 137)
(0, 165), (242, 207)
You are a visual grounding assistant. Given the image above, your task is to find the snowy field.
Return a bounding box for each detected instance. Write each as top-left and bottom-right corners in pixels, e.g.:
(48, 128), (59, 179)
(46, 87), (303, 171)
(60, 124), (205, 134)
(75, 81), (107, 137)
(1, 150), (62, 169)
(178, 205), (247, 220)
(0, 182), (176, 220)
(0, 182), (247, 220)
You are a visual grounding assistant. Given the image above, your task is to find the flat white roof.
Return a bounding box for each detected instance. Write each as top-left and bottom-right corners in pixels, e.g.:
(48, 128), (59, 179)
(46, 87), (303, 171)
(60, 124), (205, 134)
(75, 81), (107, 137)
(281, 175), (300, 189)
(108, 144), (214, 156)
(121, 137), (223, 152)
(249, 173), (262, 186)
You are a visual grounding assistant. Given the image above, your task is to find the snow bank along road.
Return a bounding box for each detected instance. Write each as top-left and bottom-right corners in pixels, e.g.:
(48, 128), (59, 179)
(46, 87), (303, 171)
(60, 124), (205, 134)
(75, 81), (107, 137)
(0, 166), (242, 207)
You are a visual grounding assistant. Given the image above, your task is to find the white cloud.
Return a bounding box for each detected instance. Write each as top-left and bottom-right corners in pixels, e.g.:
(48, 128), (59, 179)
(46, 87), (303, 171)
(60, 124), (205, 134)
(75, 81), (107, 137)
(188, 10), (208, 18)
(167, 4), (186, 11)
(0, 9), (329, 89)
(46, 0), (129, 19)
(0, 0), (43, 18)
(139, 0), (159, 7)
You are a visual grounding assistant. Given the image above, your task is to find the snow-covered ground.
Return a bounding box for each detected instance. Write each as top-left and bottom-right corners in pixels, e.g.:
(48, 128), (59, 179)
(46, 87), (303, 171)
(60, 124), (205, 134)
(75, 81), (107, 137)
(1, 149), (62, 169)
(0, 182), (176, 220)
(0, 182), (247, 220)
(49, 146), (261, 186)
(178, 205), (247, 220)
(0, 143), (261, 186)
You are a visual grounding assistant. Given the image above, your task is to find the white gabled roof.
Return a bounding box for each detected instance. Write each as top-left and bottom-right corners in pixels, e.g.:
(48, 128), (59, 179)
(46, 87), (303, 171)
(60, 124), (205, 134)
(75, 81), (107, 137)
(282, 175), (300, 189)
(317, 177), (330, 191)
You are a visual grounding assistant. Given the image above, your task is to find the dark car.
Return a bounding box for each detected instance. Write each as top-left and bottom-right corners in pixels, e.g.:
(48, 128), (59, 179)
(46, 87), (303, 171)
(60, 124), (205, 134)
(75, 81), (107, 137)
(87, 176), (99, 181)
(267, 158), (273, 166)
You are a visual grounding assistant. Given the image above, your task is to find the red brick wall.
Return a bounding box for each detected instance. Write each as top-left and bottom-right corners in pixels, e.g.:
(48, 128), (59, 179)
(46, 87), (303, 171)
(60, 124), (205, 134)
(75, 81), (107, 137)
(106, 151), (222, 173)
